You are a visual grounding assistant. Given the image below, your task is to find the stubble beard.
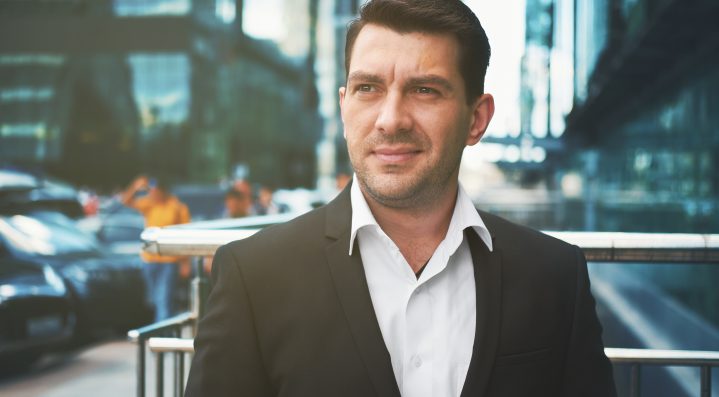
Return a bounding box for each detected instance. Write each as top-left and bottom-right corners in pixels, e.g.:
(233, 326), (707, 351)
(352, 147), (463, 211)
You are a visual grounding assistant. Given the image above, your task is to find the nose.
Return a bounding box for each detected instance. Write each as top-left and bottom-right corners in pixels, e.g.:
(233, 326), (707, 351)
(374, 91), (412, 134)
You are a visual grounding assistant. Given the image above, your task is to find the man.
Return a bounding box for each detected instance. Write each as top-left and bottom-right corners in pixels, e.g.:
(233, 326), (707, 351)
(121, 175), (191, 321)
(253, 186), (288, 216)
(224, 187), (252, 218)
(186, 1), (616, 396)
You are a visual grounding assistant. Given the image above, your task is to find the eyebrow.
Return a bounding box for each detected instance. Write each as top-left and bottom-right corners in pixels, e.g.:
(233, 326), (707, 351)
(347, 71), (384, 85)
(346, 72), (454, 92)
(406, 75), (454, 92)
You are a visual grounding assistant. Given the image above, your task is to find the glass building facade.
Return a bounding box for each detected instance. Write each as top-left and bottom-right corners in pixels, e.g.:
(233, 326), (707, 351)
(561, 4), (719, 394)
(0, 55), (66, 162)
(0, 0), (320, 190)
(564, 0), (719, 233)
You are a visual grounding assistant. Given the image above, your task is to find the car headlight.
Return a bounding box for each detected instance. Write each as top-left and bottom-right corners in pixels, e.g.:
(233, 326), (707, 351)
(0, 284), (18, 303)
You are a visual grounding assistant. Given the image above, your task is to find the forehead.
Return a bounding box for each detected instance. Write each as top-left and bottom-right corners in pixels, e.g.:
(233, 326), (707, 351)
(348, 23), (461, 78)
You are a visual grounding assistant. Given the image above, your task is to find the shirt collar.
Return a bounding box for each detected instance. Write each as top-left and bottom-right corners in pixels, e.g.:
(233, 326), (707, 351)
(349, 176), (493, 255)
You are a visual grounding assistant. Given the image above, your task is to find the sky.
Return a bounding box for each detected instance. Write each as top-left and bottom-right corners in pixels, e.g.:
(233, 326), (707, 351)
(466, 0), (525, 138)
(243, 0), (287, 41)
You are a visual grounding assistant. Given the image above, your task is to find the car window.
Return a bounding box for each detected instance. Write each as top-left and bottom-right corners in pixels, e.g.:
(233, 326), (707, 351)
(0, 211), (101, 256)
(101, 224), (143, 243)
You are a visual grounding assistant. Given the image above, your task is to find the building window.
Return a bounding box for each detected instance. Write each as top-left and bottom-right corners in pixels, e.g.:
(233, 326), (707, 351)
(128, 54), (191, 129)
(113, 0), (191, 16)
(215, 0), (236, 23)
(0, 87), (54, 103)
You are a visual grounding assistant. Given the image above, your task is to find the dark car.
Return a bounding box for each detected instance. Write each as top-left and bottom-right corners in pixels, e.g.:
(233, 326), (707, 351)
(0, 257), (75, 370)
(77, 199), (145, 256)
(0, 211), (152, 338)
(0, 169), (83, 219)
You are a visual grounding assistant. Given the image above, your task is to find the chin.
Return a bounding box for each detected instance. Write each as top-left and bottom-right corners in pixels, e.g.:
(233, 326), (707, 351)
(365, 176), (423, 203)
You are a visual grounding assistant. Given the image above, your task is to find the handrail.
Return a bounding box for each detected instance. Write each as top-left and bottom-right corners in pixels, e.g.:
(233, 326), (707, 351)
(148, 337), (195, 353)
(545, 231), (719, 263)
(141, 221), (719, 262)
(127, 312), (195, 342)
(604, 348), (719, 397)
(605, 348), (719, 366)
(141, 228), (259, 256)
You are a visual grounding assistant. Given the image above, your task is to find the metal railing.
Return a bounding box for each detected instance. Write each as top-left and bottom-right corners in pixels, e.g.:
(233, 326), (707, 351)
(127, 312), (195, 397)
(141, 225), (719, 263)
(129, 217), (719, 397)
(605, 348), (719, 397)
(127, 254), (209, 397)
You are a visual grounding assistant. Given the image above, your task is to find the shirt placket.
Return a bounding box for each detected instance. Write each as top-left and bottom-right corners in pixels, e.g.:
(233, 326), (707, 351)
(402, 282), (434, 397)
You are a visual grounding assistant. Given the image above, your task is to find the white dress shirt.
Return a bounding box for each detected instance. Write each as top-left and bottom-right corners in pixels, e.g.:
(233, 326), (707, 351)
(349, 179), (493, 397)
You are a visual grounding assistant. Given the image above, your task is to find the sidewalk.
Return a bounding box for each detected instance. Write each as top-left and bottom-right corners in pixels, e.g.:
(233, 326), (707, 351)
(0, 339), (174, 397)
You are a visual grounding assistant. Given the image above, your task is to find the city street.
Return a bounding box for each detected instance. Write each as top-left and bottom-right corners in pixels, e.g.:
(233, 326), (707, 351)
(0, 339), (137, 397)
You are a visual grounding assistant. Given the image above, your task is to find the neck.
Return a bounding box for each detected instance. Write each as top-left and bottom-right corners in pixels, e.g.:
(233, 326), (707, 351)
(361, 181), (458, 273)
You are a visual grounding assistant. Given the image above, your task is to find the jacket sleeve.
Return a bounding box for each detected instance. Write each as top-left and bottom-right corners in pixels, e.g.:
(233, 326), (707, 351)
(561, 246), (617, 397)
(185, 244), (273, 396)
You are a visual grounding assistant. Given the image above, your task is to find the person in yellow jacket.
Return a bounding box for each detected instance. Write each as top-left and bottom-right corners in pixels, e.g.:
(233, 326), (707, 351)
(122, 175), (191, 321)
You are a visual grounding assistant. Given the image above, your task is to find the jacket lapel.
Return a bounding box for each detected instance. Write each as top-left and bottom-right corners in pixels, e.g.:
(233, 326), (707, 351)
(323, 184), (401, 397)
(461, 228), (503, 397)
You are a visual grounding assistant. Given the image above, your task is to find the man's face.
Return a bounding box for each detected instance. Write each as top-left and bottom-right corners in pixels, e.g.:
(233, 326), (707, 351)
(258, 188), (273, 207)
(340, 24), (493, 209)
(225, 196), (248, 217)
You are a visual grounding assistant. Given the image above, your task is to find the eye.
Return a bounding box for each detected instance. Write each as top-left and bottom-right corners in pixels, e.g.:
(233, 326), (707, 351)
(356, 84), (374, 92)
(415, 87), (437, 95)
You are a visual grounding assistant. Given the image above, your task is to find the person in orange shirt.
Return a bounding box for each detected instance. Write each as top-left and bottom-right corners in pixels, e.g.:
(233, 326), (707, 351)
(121, 175), (191, 322)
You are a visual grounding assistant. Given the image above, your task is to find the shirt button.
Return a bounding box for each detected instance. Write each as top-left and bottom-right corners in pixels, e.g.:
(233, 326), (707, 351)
(412, 355), (423, 368)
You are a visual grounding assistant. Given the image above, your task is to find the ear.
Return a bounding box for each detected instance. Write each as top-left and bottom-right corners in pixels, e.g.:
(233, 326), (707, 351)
(466, 93), (494, 146)
(339, 86), (346, 119)
(339, 86), (347, 138)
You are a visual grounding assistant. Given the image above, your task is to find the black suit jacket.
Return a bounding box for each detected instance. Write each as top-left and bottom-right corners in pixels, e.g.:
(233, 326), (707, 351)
(185, 186), (616, 396)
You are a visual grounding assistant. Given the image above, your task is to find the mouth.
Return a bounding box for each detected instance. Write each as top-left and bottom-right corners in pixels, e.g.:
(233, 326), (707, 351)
(371, 147), (422, 164)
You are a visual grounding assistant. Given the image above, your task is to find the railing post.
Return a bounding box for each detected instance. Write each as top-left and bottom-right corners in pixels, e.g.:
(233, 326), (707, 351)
(137, 337), (146, 397)
(700, 366), (711, 397)
(629, 364), (640, 397)
(156, 351), (164, 397)
(172, 325), (182, 397)
(176, 352), (185, 397)
(191, 255), (209, 326)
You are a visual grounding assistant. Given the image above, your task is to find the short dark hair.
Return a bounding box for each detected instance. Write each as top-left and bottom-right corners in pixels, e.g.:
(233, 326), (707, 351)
(345, 0), (491, 103)
(147, 175), (170, 192)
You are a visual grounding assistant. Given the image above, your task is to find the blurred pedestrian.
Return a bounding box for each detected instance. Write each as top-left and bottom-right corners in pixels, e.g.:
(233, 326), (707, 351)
(252, 186), (287, 215)
(223, 188), (251, 218)
(121, 175), (191, 322)
(233, 180), (254, 210)
(335, 172), (351, 191)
